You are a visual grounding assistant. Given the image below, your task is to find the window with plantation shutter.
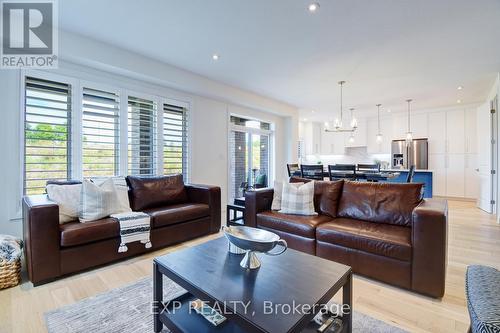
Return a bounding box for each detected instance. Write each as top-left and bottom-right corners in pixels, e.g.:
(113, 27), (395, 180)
(24, 77), (72, 195)
(128, 96), (157, 175)
(82, 87), (120, 177)
(163, 103), (188, 180)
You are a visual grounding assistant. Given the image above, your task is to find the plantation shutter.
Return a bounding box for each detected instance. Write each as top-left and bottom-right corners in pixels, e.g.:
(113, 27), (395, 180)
(128, 96), (157, 175)
(82, 87), (120, 177)
(24, 77), (72, 194)
(163, 104), (188, 180)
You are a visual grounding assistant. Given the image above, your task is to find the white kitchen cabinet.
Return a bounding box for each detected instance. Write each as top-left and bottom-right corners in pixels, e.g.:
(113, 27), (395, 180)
(465, 153), (479, 199)
(429, 153), (446, 196)
(320, 127), (345, 155)
(392, 114), (407, 140)
(379, 116), (393, 153)
(428, 111), (447, 154)
(426, 109), (478, 199)
(411, 113), (428, 138)
(446, 154), (465, 197)
(301, 122), (322, 155)
(465, 108), (477, 154)
(366, 117), (379, 154)
(447, 109), (465, 154)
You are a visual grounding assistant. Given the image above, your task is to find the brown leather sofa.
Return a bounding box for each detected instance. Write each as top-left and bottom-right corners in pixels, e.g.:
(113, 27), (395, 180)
(23, 175), (221, 286)
(245, 178), (448, 298)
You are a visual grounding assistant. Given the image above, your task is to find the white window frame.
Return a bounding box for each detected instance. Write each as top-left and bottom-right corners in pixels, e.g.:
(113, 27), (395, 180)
(125, 90), (160, 176)
(160, 97), (191, 182)
(18, 69), (193, 202)
(79, 80), (122, 179)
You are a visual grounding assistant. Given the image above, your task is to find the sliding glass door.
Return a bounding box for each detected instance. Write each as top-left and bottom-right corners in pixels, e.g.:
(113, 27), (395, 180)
(229, 116), (272, 201)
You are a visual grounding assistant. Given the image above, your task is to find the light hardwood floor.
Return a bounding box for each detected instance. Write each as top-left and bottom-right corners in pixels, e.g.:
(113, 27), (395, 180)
(1, 200), (499, 333)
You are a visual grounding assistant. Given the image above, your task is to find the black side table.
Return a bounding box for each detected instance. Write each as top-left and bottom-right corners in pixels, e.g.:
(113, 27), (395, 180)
(226, 203), (245, 226)
(227, 197), (245, 226)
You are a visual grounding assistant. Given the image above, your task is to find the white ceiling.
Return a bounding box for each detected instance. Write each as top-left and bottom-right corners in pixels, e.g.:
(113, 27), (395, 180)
(59, 0), (500, 120)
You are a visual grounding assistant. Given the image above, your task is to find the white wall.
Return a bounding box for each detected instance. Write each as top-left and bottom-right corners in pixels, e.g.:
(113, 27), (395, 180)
(0, 31), (299, 237)
(0, 70), (22, 237)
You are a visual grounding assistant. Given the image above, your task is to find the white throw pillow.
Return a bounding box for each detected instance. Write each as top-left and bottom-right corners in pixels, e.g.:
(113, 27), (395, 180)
(271, 181), (304, 211)
(79, 179), (121, 223)
(46, 184), (82, 224)
(92, 177), (132, 213)
(279, 181), (317, 216)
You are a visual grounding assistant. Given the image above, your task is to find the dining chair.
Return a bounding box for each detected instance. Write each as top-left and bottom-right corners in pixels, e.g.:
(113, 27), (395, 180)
(406, 165), (416, 183)
(357, 163), (380, 172)
(328, 164), (357, 181)
(287, 163), (301, 177)
(358, 163), (381, 182)
(300, 164), (324, 180)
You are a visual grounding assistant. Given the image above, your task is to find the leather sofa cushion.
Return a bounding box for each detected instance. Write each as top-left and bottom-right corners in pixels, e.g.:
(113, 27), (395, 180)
(289, 177), (344, 218)
(316, 218), (412, 261)
(257, 211), (333, 238)
(337, 181), (423, 226)
(126, 174), (188, 211)
(60, 218), (119, 247)
(314, 180), (343, 218)
(144, 203), (210, 228)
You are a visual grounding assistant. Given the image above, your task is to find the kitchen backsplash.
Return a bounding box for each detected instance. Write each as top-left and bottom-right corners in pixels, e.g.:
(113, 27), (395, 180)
(304, 147), (391, 169)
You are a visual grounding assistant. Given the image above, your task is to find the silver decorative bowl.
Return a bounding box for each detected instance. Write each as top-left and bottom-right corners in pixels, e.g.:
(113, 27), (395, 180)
(222, 226), (287, 269)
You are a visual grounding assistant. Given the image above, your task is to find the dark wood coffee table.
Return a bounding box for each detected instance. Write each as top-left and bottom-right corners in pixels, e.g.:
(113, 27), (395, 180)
(153, 237), (352, 333)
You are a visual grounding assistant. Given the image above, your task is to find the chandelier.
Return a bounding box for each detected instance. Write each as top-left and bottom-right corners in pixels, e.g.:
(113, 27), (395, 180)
(325, 81), (357, 133)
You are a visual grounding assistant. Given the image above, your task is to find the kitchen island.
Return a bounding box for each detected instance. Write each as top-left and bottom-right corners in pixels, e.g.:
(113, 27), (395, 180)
(385, 169), (433, 198)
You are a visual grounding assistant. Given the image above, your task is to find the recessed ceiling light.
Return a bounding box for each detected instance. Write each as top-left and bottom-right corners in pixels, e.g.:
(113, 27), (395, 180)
(303, 118), (308, 121)
(457, 99), (462, 104)
(311, 110), (315, 113)
(212, 54), (219, 61)
(457, 86), (463, 90)
(387, 109), (392, 113)
(308, 2), (320, 12)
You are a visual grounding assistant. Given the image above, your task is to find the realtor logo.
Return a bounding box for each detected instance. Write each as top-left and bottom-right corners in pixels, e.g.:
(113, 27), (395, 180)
(1, 0), (58, 68)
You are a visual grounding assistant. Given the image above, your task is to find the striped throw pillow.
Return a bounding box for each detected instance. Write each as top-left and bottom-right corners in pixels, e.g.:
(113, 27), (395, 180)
(79, 179), (120, 223)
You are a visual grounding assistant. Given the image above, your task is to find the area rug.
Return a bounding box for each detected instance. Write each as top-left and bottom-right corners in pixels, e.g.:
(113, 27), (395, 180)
(45, 277), (407, 333)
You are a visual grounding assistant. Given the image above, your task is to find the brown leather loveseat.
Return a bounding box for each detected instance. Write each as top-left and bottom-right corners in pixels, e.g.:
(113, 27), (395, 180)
(23, 175), (221, 285)
(245, 179), (448, 298)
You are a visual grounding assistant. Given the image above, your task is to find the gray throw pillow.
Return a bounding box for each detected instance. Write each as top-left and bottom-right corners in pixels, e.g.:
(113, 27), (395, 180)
(279, 181), (317, 216)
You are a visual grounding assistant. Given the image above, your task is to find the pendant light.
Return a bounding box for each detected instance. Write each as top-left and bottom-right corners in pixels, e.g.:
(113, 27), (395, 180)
(334, 81), (345, 130)
(405, 99), (413, 146)
(376, 104), (383, 143)
(349, 108), (358, 129)
(325, 81), (357, 133)
(348, 133), (355, 143)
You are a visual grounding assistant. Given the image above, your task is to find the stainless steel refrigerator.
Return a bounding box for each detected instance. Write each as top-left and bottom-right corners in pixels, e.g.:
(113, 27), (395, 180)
(391, 138), (428, 169)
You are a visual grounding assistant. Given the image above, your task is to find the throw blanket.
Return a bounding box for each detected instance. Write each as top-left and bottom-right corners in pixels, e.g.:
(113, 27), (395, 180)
(0, 235), (23, 263)
(110, 212), (152, 253)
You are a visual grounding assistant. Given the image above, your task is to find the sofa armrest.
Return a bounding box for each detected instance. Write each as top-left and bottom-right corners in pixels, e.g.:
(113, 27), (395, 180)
(244, 188), (274, 228)
(185, 184), (221, 233)
(22, 195), (61, 285)
(411, 198), (448, 297)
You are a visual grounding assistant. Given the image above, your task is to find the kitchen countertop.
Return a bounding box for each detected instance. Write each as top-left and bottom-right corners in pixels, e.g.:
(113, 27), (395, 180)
(385, 169), (433, 173)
